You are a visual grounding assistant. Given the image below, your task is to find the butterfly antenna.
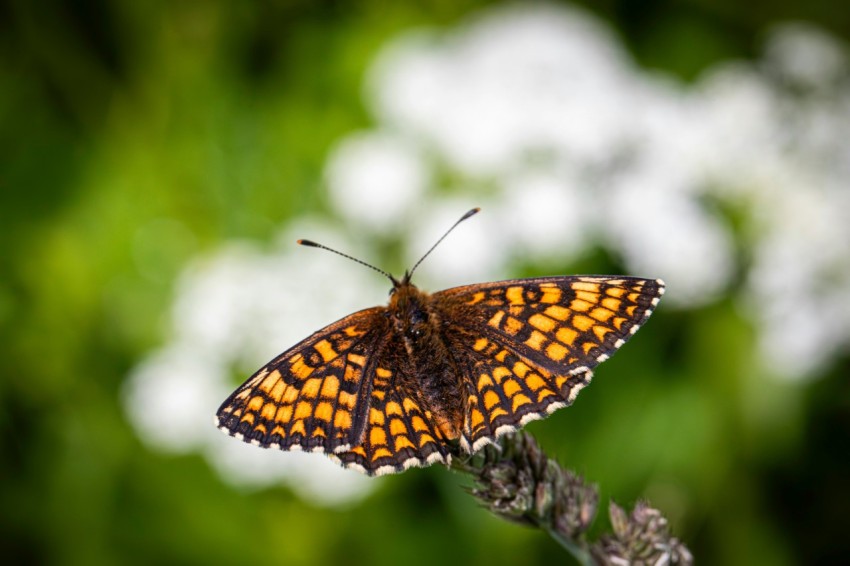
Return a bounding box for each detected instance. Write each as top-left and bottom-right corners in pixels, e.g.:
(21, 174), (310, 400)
(407, 207), (480, 281)
(297, 239), (397, 284)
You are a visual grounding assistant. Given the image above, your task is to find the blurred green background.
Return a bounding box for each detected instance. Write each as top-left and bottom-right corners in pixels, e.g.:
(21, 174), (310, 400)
(3, 1), (850, 565)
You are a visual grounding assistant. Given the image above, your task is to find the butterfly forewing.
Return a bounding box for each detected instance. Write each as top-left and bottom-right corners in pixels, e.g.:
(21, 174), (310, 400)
(433, 276), (665, 451)
(215, 307), (388, 454)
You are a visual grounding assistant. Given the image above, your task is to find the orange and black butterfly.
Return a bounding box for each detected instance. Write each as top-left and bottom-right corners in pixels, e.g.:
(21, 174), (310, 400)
(216, 209), (665, 476)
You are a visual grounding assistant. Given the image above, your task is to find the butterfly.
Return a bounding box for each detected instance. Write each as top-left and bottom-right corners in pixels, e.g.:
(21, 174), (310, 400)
(215, 208), (665, 476)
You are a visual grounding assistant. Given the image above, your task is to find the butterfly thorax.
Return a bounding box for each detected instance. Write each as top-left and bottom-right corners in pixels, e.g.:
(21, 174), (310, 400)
(388, 282), (465, 440)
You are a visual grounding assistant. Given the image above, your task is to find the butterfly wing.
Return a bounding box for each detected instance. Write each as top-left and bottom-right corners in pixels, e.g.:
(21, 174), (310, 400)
(215, 307), (389, 454)
(216, 307), (454, 475)
(433, 276), (665, 451)
(329, 332), (453, 475)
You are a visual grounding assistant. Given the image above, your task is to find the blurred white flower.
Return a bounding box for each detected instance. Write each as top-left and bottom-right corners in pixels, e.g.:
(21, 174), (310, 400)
(763, 22), (848, 88)
(746, 183), (850, 377)
(207, 435), (377, 506)
(497, 170), (592, 263)
(358, 4), (850, 379)
(405, 198), (507, 289)
(602, 183), (735, 306)
(366, 4), (742, 307)
(367, 4), (637, 175)
(325, 131), (430, 233)
(124, 222), (380, 506)
(124, 345), (228, 453)
(690, 64), (784, 192)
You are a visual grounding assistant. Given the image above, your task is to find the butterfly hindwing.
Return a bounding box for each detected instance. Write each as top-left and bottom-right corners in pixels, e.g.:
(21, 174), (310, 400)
(215, 307), (388, 454)
(443, 323), (587, 452)
(330, 349), (453, 475)
(434, 276), (665, 451)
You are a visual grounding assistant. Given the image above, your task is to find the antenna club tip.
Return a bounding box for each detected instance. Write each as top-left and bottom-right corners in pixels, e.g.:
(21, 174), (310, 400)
(297, 239), (319, 247)
(462, 207), (481, 220)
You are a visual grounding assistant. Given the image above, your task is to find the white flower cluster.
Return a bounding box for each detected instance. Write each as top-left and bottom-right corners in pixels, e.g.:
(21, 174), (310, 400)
(336, 5), (850, 377)
(124, 4), (850, 505)
(124, 222), (383, 506)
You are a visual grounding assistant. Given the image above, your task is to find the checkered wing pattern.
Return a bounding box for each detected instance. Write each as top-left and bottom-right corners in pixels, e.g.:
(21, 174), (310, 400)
(215, 307), (388, 455)
(330, 334), (453, 475)
(215, 308), (454, 475)
(434, 276), (665, 452)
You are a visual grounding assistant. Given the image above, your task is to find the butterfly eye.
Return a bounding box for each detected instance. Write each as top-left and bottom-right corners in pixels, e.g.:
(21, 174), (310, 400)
(410, 310), (428, 326)
(388, 287), (397, 296)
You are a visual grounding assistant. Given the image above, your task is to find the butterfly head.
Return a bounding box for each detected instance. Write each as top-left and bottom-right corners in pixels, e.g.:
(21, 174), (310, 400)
(392, 269), (413, 289)
(388, 276), (432, 342)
